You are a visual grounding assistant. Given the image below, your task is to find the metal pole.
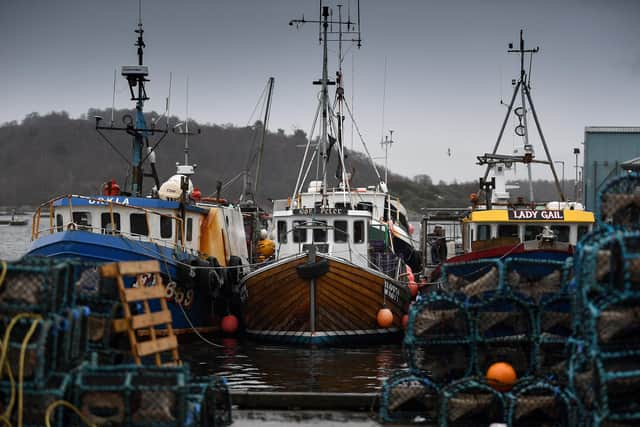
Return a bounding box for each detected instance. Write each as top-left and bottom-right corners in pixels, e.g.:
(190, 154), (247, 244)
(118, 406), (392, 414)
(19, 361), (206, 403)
(555, 161), (565, 197)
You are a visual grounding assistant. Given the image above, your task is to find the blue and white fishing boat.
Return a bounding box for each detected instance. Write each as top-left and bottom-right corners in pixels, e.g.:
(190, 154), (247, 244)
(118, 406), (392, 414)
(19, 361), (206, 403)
(27, 13), (249, 333)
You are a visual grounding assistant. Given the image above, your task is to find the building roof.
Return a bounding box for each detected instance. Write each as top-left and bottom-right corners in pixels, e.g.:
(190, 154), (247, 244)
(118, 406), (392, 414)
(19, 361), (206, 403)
(585, 127), (640, 133)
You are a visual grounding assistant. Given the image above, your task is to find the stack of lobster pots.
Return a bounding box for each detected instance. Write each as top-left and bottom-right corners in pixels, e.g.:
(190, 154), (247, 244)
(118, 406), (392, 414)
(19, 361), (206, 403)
(568, 173), (640, 427)
(0, 257), (231, 427)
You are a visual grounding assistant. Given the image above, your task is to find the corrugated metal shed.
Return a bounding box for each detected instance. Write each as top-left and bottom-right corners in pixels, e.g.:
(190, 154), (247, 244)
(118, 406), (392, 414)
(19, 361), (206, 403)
(583, 127), (640, 210)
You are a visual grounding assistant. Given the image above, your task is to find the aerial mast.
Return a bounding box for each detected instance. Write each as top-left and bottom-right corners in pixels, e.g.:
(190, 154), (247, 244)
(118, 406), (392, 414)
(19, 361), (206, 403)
(478, 30), (565, 203)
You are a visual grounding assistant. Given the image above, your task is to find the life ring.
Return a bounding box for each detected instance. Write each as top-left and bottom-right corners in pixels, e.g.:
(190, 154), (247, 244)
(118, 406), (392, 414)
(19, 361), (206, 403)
(67, 222), (77, 231)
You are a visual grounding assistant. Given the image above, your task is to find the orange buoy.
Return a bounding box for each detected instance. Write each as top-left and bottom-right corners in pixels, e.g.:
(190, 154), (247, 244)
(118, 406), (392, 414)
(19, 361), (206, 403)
(408, 282), (418, 298)
(402, 314), (409, 330)
(377, 308), (394, 328)
(486, 362), (517, 392)
(221, 314), (239, 334)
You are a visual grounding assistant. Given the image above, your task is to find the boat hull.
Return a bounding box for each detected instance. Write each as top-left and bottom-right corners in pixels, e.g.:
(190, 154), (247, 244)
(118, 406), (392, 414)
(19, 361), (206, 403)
(27, 230), (214, 333)
(242, 253), (411, 345)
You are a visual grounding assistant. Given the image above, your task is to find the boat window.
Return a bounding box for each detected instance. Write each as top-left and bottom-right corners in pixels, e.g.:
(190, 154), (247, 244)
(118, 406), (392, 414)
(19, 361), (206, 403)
(160, 216), (173, 239)
(293, 220), (308, 243)
(100, 212), (121, 234)
(524, 225), (544, 241)
(277, 221), (287, 243)
(313, 220), (327, 243)
(398, 212), (410, 231)
(477, 224), (491, 241)
(354, 220), (365, 244)
(334, 220), (348, 243)
(577, 225), (589, 242)
(356, 202), (373, 212)
(130, 213), (149, 236)
(186, 218), (193, 242)
(335, 202), (352, 210)
(72, 212), (92, 231)
(550, 225), (570, 242)
(498, 224), (519, 239)
(56, 214), (63, 232)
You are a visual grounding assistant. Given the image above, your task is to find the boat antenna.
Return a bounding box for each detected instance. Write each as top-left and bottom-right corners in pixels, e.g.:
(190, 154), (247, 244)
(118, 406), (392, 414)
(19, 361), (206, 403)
(288, 0), (362, 205)
(111, 69), (116, 126)
(94, 0), (169, 196)
(478, 29), (565, 203)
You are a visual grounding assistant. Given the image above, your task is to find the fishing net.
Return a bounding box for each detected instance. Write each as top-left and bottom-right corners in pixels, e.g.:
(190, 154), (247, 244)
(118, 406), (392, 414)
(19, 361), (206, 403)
(405, 340), (473, 382)
(596, 298), (640, 347)
(537, 336), (568, 382)
(539, 294), (573, 338)
(447, 266), (500, 298)
(508, 381), (577, 427)
(504, 258), (566, 302)
(409, 292), (471, 340)
(475, 294), (533, 338)
(476, 336), (533, 379)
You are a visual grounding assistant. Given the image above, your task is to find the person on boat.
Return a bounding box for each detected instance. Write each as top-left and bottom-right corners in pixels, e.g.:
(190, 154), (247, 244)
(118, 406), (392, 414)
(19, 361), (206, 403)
(429, 226), (447, 264)
(256, 229), (275, 263)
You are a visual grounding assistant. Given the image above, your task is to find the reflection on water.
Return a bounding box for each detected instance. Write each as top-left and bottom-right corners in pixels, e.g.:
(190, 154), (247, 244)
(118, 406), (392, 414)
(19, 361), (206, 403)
(0, 215), (32, 261)
(181, 337), (406, 392)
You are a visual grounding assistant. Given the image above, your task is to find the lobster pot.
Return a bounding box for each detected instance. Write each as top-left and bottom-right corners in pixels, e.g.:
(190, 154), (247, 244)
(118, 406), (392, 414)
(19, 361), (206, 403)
(507, 380), (579, 427)
(406, 291), (471, 341)
(0, 315), (59, 387)
(590, 295), (640, 351)
(439, 378), (506, 427)
(474, 294), (534, 339)
(577, 232), (640, 297)
(0, 373), (71, 427)
(568, 350), (597, 412)
(504, 258), (567, 303)
(589, 412), (640, 427)
(477, 336), (534, 379)
(596, 173), (640, 230)
(56, 306), (90, 370)
(591, 350), (640, 417)
(539, 293), (573, 338)
(442, 259), (502, 300)
(71, 364), (190, 427)
(72, 259), (118, 302)
(536, 335), (569, 383)
(0, 258), (73, 315)
(404, 339), (474, 384)
(185, 377), (232, 427)
(379, 370), (440, 424)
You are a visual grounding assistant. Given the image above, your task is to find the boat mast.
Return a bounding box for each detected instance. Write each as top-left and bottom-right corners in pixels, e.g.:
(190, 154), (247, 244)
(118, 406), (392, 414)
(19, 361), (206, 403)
(478, 30), (566, 203)
(253, 77), (275, 199)
(94, 0), (169, 197)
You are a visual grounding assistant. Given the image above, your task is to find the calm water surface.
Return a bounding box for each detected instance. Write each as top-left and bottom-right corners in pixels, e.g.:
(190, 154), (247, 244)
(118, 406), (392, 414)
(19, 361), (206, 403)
(1, 216), (406, 392)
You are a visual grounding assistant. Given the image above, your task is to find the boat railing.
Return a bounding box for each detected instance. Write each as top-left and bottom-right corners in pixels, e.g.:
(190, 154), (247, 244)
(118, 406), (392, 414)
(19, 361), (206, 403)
(31, 194), (187, 250)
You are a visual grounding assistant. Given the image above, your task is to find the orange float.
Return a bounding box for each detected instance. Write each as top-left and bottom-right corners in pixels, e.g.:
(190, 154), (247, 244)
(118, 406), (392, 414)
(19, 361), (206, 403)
(486, 362), (517, 392)
(221, 314), (239, 334)
(377, 308), (394, 328)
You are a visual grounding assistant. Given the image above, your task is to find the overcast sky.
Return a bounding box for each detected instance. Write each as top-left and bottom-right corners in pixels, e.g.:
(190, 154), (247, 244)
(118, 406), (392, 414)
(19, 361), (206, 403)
(2, 0), (639, 184)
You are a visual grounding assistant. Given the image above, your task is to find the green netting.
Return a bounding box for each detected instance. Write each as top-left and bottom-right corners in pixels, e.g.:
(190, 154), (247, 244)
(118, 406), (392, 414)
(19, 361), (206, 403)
(439, 378), (506, 427)
(507, 378), (580, 427)
(596, 173), (640, 231)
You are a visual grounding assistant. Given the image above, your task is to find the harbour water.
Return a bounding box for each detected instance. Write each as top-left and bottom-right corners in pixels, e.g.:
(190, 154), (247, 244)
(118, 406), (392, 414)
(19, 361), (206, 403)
(0, 213), (406, 394)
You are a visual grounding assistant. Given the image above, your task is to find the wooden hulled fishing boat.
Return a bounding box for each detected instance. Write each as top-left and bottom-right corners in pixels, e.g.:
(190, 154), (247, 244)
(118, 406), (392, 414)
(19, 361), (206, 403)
(241, 4), (418, 345)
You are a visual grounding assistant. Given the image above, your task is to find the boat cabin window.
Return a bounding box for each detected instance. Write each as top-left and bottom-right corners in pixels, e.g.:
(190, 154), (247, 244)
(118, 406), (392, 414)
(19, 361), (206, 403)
(550, 225), (570, 242)
(398, 212), (409, 231)
(498, 224), (519, 239)
(73, 212), (92, 230)
(578, 225), (589, 242)
(524, 225), (544, 241)
(354, 220), (365, 244)
(477, 224), (491, 241)
(100, 212), (121, 234)
(130, 213), (149, 236)
(313, 220), (327, 243)
(293, 220), (307, 243)
(186, 218), (193, 242)
(335, 202), (351, 210)
(356, 202), (373, 213)
(56, 214), (63, 232)
(160, 216), (173, 239)
(334, 220), (348, 243)
(277, 221), (287, 243)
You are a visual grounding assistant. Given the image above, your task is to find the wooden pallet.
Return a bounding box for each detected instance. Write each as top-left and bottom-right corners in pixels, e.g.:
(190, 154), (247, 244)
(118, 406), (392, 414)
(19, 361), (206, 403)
(101, 260), (181, 366)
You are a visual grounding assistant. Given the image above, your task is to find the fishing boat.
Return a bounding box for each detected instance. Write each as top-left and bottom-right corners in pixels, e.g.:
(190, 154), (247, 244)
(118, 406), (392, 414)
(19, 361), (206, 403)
(27, 11), (248, 333)
(240, 4), (418, 345)
(430, 31), (594, 279)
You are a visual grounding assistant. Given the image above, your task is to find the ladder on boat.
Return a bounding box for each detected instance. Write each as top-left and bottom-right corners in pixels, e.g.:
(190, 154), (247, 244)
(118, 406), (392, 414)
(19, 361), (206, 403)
(100, 260), (181, 366)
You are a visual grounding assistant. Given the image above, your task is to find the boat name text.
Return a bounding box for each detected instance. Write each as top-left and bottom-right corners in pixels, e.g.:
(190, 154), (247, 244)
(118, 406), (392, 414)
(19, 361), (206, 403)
(508, 210), (564, 220)
(292, 207), (347, 216)
(88, 197), (130, 206)
(384, 281), (400, 303)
